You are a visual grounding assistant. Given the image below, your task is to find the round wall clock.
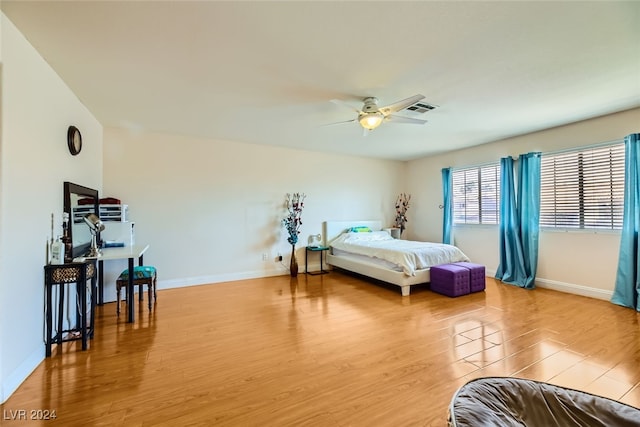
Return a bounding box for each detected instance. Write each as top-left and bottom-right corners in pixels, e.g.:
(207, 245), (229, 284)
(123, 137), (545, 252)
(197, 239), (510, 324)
(67, 126), (82, 156)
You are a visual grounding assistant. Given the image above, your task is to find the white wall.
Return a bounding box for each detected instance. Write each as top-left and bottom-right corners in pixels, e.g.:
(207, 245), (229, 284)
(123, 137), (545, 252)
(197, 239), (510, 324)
(101, 127), (406, 300)
(407, 107), (640, 299)
(0, 14), (102, 403)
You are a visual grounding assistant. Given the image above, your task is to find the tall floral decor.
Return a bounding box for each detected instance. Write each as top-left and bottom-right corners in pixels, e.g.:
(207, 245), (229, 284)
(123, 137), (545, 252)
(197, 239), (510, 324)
(394, 193), (411, 235)
(283, 192), (306, 276)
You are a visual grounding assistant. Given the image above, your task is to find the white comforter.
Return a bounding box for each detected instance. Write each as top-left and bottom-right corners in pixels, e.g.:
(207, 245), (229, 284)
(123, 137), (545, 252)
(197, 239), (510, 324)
(330, 231), (470, 276)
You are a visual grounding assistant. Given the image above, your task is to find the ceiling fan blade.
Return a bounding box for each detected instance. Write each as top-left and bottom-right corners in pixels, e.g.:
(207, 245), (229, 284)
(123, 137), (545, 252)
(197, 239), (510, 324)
(330, 99), (363, 114)
(379, 94), (425, 115)
(321, 119), (356, 127)
(385, 115), (428, 125)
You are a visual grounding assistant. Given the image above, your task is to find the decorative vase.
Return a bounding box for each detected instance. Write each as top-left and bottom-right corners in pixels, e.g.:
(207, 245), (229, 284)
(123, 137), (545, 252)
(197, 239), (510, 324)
(290, 245), (298, 277)
(389, 227), (401, 239)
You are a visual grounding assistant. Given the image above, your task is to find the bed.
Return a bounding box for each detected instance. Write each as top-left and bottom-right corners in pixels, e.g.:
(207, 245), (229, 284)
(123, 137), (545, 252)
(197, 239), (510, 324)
(323, 220), (470, 296)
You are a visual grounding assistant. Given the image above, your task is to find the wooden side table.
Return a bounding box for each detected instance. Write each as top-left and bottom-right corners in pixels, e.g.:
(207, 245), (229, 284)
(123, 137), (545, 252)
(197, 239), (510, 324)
(305, 246), (329, 275)
(44, 260), (96, 357)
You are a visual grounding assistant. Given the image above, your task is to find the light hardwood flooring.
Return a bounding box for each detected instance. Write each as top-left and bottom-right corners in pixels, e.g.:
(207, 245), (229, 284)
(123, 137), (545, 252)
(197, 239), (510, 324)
(3, 272), (640, 426)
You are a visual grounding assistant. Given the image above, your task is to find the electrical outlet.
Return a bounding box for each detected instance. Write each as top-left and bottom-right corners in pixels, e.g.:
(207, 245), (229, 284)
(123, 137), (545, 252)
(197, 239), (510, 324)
(262, 253), (268, 261)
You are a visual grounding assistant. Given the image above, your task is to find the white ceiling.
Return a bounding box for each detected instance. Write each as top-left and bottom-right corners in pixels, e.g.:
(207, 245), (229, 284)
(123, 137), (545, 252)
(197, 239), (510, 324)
(3, 1), (640, 161)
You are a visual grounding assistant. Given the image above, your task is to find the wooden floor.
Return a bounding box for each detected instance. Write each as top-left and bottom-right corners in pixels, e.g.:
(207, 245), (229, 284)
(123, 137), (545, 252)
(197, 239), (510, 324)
(3, 272), (640, 426)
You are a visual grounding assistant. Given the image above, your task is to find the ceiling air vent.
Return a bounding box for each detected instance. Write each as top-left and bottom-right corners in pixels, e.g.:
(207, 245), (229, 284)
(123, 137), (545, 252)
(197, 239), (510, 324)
(403, 101), (437, 114)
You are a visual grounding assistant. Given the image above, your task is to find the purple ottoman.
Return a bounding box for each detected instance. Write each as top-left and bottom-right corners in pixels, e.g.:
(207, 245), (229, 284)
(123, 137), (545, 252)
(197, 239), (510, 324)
(430, 264), (470, 297)
(453, 262), (486, 293)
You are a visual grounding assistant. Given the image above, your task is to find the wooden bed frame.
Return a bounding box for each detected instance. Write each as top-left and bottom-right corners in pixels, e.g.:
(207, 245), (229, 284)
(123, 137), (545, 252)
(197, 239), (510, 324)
(323, 220), (431, 296)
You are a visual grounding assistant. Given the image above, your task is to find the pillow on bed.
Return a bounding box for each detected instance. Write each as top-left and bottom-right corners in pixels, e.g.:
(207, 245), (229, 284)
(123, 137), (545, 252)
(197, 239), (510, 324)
(348, 226), (373, 233)
(344, 230), (392, 241)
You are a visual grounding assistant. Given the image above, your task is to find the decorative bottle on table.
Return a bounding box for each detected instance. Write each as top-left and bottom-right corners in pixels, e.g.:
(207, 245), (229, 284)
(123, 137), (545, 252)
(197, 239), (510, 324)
(50, 236), (65, 265)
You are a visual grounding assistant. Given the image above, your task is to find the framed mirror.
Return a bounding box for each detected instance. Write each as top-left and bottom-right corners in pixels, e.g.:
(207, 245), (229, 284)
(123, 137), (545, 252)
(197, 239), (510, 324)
(63, 182), (99, 259)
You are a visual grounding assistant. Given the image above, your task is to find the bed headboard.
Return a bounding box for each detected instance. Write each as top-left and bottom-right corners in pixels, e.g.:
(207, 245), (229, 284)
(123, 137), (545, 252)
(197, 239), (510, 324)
(323, 220), (383, 245)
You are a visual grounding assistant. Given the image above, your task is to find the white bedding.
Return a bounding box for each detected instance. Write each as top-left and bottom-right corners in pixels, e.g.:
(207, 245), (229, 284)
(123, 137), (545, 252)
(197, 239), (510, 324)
(331, 248), (404, 272)
(330, 231), (469, 276)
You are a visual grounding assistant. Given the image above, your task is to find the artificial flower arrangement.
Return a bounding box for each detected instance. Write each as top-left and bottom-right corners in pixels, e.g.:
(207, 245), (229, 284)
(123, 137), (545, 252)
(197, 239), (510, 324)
(395, 193), (411, 234)
(283, 192), (306, 277)
(283, 192), (306, 246)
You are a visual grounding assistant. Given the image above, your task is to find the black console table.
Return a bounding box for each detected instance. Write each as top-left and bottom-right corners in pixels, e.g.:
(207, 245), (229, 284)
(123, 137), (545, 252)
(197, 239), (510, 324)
(305, 246), (329, 275)
(44, 260), (97, 357)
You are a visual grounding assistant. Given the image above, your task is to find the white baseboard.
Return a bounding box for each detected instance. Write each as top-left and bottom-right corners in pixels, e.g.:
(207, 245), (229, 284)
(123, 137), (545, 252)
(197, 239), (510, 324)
(487, 267), (612, 301)
(155, 261), (328, 291)
(156, 268), (290, 291)
(1, 347), (42, 404)
(534, 277), (613, 301)
(159, 267), (612, 302)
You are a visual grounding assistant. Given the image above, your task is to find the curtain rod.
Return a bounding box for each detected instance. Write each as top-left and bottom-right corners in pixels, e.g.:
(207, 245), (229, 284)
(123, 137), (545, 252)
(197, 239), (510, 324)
(451, 160), (500, 172)
(542, 138), (624, 157)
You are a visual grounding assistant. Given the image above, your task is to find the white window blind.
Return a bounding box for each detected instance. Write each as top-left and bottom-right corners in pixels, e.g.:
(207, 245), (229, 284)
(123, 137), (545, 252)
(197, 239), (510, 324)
(453, 164), (500, 225)
(540, 143), (624, 230)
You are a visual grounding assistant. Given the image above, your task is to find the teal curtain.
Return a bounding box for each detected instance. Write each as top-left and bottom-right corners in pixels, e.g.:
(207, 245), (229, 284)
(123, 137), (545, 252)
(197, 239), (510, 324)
(442, 167), (453, 244)
(495, 153), (541, 289)
(612, 133), (640, 311)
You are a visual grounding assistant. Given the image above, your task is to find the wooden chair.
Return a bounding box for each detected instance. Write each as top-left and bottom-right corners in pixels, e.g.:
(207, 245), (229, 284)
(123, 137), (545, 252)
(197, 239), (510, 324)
(116, 266), (157, 315)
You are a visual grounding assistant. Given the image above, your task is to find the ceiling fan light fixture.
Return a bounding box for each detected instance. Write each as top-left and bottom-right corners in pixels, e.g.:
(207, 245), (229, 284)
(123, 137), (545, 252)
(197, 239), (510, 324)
(327, 94), (428, 131)
(359, 112), (384, 130)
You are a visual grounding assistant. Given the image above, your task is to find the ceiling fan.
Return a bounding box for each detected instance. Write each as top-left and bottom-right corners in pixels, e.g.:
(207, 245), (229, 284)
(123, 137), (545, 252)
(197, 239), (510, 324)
(327, 94), (429, 134)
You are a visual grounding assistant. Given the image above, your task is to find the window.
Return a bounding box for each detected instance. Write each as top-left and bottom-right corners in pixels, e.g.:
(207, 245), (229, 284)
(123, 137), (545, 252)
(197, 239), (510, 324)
(540, 143), (624, 230)
(453, 164), (500, 225)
